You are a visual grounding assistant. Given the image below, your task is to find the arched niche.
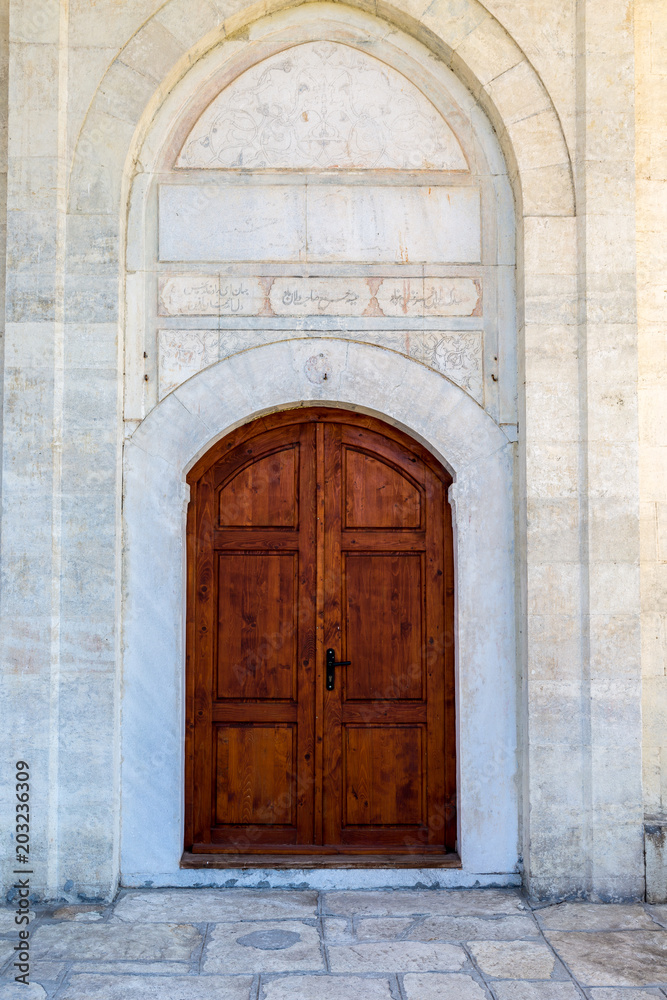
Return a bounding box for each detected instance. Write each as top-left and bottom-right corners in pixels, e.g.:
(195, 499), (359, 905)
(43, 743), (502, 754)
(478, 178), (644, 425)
(120, 3), (520, 886)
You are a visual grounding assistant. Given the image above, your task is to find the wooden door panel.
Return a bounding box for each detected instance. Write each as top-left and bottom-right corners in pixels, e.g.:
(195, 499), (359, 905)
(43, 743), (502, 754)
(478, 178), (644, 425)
(344, 725), (424, 826)
(186, 409), (455, 856)
(216, 552), (297, 700)
(343, 552), (424, 701)
(215, 724), (295, 826)
(344, 449), (422, 528)
(217, 446), (298, 527)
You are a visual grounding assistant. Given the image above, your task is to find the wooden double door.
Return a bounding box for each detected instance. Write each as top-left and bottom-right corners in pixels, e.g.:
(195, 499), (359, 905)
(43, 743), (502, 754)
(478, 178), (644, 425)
(185, 409), (456, 857)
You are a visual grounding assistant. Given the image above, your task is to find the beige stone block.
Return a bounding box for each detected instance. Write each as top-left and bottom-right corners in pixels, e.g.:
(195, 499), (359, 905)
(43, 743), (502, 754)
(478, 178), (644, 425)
(69, 0), (163, 49)
(639, 387), (667, 446)
(369, 914), (536, 941)
(524, 442), (579, 499)
(10, 0), (59, 43)
(526, 615), (581, 682)
(328, 941), (466, 973)
(642, 563), (667, 613)
(155, 0), (222, 50)
(10, 43), (58, 117)
(322, 890), (526, 918)
(638, 324), (667, 383)
(484, 60), (551, 128)
(452, 15), (521, 89)
(158, 330), (218, 399)
(507, 110), (569, 172)
(70, 109), (136, 214)
(588, 443), (640, 501)
(545, 930), (667, 986)
(588, 325), (637, 388)
(588, 160), (637, 214)
(523, 324), (578, 385)
(586, 51), (635, 112)
(403, 973), (487, 1000)
(528, 678), (584, 747)
(526, 564), (581, 616)
(585, 110), (634, 162)
(468, 940), (555, 979)
(590, 678), (643, 747)
(527, 498), (580, 563)
(585, 215), (636, 275)
(643, 747), (662, 815)
(119, 18), (185, 85)
(588, 561), (640, 616)
(158, 274), (219, 316)
(657, 503), (667, 560)
(587, 385), (638, 445)
(521, 163), (576, 217)
(95, 58), (156, 126)
(636, 179), (667, 232)
(589, 614), (641, 679)
(589, 992), (664, 1000)
(376, 277), (480, 318)
(640, 612), (667, 678)
(524, 381), (579, 444)
(421, 0), (488, 54)
(524, 273), (578, 326)
(6, 157), (57, 213)
(8, 109), (57, 160)
(643, 677), (667, 747)
(640, 447), (667, 502)
(589, 500), (640, 564)
(523, 218), (576, 276)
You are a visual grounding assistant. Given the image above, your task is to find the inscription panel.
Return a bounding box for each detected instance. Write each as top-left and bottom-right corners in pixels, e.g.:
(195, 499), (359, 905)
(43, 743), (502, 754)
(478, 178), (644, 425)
(158, 275), (481, 318)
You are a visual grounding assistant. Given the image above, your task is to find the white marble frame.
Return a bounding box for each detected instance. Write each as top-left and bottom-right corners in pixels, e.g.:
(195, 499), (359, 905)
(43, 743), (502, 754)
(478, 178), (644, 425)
(121, 339), (517, 885)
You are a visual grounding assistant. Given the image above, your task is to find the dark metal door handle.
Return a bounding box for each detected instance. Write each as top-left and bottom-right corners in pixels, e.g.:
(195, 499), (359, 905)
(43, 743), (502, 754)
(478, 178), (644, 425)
(326, 648), (351, 691)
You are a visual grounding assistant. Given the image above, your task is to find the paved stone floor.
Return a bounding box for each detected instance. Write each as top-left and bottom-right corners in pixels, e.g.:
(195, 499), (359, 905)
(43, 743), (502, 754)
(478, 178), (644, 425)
(1, 888), (667, 998)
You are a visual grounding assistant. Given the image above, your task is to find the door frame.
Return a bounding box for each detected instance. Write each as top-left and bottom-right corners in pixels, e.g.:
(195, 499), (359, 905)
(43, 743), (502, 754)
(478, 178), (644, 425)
(184, 408), (456, 859)
(121, 338), (518, 885)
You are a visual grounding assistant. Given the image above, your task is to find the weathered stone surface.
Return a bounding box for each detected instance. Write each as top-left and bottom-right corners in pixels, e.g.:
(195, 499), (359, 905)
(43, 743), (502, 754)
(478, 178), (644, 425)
(0, 908), (36, 933)
(113, 889), (318, 923)
(327, 941), (466, 972)
(492, 986), (580, 1000)
(177, 42), (467, 170)
(467, 941), (556, 979)
(587, 992), (665, 1000)
(31, 922), (201, 961)
(537, 903), (659, 931)
(646, 905), (667, 928)
(57, 976), (254, 999)
(402, 973), (487, 999)
(261, 976), (393, 999)
(70, 962), (191, 974)
(0, 985), (46, 1000)
(546, 931), (667, 987)
(203, 921), (324, 973)
(322, 890), (526, 918)
(49, 905), (105, 922)
(407, 915), (539, 941)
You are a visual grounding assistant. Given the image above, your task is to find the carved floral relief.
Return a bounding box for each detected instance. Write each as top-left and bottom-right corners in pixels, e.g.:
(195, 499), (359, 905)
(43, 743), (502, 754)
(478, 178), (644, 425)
(177, 41), (468, 171)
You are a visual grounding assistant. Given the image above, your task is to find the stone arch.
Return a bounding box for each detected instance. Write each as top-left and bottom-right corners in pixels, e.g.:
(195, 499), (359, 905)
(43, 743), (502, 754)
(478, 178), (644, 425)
(70, 0), (574, 222)
(121, 339), (518, 884)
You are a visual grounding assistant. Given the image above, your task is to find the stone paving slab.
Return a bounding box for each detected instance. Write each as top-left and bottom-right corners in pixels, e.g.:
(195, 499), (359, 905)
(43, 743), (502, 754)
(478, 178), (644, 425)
(537, 902), (661, 931)
(56, 974), (255, 999)
(261, 974), (394, 998)
(112, 888), (318, 923)
(203, 920), (324, 973)
(1, 890), (667, 998)
(322, 888), (526, 917)
(327, 940), (467, 972)
(402, 972), (487, 999)
(31, 922), (201, 961)
(468, 940), (557, 979)
(546, 930), (667, 987)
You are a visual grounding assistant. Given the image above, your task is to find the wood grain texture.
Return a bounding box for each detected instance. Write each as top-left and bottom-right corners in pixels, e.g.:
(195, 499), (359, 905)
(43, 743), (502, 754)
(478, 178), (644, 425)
(186, 409), (455, 855)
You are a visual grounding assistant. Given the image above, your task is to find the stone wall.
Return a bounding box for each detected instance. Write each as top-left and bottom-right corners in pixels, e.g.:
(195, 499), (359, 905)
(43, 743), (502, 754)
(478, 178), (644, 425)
(0, 0), (660, 903)
(636, 0), (667, 901)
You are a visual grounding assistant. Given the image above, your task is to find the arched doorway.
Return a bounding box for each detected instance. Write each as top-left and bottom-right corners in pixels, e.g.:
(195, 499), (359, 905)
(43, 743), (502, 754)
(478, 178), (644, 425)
(185, 408), (456, 860)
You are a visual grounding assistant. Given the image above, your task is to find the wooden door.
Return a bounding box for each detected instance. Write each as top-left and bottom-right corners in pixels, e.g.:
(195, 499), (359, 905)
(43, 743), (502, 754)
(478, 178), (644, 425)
(185, 410), (455, 857)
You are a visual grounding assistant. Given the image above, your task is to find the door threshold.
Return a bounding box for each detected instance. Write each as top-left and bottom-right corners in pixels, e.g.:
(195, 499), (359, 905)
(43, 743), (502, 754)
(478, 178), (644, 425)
(181, 852), (461, 869)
